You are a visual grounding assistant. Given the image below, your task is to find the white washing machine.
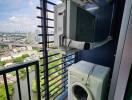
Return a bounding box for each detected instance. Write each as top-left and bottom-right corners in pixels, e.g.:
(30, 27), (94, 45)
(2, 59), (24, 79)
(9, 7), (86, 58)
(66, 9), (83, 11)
(68, 61), (110, 100)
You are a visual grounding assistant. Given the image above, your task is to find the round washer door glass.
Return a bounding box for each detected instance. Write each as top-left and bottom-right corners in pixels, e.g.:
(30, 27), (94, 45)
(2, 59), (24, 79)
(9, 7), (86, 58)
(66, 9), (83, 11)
(73, 85), (88, 100)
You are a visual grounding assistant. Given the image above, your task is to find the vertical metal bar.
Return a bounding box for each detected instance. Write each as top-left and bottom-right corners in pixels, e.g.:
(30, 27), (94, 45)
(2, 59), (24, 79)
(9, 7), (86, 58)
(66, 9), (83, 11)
(35, 61), (41, 100)
(75, 52), (79, 63)
(62, 55), (67, 90)
(3, 74), (10, 100)
(26, 67), (31, 100)
(16, 70), (22, 100)
(40, 0), (49, 99)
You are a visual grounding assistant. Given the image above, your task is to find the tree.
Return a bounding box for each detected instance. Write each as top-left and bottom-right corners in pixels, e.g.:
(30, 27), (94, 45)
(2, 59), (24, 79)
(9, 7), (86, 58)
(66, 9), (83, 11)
(31, 51), (62, 96)
(13, 57), (24, 64)
(0, 84), (14, 100)
(0, 61), (5, 66)
(22, 54), (29, 59)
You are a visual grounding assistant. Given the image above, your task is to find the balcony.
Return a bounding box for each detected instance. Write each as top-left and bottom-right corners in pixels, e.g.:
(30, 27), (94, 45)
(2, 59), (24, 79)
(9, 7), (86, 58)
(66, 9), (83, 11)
(0, 0), (114, 99)
(0, 0), (130, 100)
(0, 60), (41, 100)
(0, 54), (75, 100)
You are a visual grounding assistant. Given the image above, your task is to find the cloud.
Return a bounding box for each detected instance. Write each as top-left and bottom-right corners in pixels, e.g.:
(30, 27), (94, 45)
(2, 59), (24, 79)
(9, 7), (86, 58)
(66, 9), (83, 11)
(0, 0), (53, 33)
(9, 16), (19, 22)
(28, 0), (34, 6)
(0, 16), (40, 32)
(0, 9), (54, 32)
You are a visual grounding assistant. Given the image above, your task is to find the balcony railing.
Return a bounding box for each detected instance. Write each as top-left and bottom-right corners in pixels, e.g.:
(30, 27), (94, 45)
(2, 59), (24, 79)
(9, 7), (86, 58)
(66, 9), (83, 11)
(0, 0), (75, 100)
(37, 0), (75, 99)
(0, 60), (41, 100)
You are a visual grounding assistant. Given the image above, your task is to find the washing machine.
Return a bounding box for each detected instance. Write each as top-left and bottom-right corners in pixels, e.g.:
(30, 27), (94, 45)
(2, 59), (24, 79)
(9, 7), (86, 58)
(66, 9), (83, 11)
(68, 60), (110, 100)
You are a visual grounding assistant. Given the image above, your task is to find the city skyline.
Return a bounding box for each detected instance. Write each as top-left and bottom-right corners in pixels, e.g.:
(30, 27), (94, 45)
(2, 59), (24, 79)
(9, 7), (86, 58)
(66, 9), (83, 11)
(0, 0), (62, 33)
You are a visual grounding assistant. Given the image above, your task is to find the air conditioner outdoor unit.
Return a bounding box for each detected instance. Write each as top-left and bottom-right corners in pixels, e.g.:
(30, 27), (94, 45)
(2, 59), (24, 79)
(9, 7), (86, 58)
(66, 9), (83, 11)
(54, 0), (112, 53)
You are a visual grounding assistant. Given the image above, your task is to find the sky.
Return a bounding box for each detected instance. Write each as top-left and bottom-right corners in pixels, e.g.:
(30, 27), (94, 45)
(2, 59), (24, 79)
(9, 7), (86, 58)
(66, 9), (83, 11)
(0, 0), (62, 33)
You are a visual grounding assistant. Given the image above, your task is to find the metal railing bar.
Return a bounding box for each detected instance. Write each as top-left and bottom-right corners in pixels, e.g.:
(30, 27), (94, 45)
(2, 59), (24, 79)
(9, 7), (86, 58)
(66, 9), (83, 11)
(38, 42), (43, 44)
(46, 9), (54, 13)
(48, 54), (74, 64)
(46, 1), (56, 5)
(48, 62), (74, 77)
(37, 16), (43, 19)
(38, 33), (54, 38)
(50, 85), (68, 98)
(49, 56), (74, 62)
(49, 78), (68, 93)
(47, 34), (54, 36)
(37, 17), (54, 22)
(39, 41), (54, 44)
(41, 87), (46, 93)
(42, 92), (46, 98)
(41, 75), (45, 80)
(40, 0), (50, 99)
(16, 70), (22, 100)
(41, 78), (45, 86)
(46, 26), (54, 28)
(36, 6), (42, 10)
(40, 68), (46, 73)
(48, 57), (62, 64)
(49, 77), (68, 88)
(40, 52), (60, 59)
(49, 71), (68, 82)
(48, 41), (54, 43)
(38, 25), (54, 29)
(46, 18), (54, 21)
(48, 63), (62, 71)
(40, 0), (76, 98)
(48, 58), (75, 70)
(53, 87), (68, 99)
(41, 70), (67, 84)
(0, 60), (38, 75)
(48, 53), (60, 57)
(37, 25), (43, 28)
(38, 34), (43, 36)
(57, 53), (74, 59)
(48, 67), (67, 77)
(26, 67), (31, 100)
(35, 61), (41, 100)
(49, 83), (68, 97)
(3, 73), (10, 100)
(42, 84), (67, 99)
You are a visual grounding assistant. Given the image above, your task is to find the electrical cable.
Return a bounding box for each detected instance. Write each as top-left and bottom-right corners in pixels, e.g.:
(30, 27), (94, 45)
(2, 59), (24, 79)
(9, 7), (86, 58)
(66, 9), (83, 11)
(85, 64), (96, 86)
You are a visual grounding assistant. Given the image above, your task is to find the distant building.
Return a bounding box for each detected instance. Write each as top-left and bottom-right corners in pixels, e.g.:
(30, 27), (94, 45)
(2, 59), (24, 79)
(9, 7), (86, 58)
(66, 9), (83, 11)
(19, 47), (26, 51)
(0, 56), (12, 62)
(35, 30), (42, 42)
(13, 49), (18, 53)
(26, 32), (37, 43)
(11, 53), (22, 58)
(27, 46), (33, 51)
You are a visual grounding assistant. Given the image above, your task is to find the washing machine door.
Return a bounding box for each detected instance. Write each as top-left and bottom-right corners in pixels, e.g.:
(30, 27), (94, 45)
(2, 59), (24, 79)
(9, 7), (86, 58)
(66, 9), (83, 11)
(72, 82), (94, 100)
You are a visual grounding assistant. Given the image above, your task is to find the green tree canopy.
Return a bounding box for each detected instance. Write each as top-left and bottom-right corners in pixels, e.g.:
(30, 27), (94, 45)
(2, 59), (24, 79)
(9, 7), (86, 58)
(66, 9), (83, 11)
(0, 61), (6, 66)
